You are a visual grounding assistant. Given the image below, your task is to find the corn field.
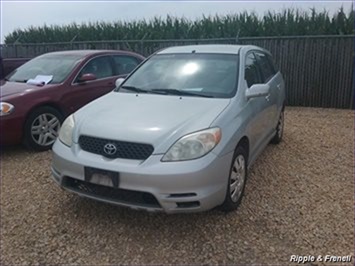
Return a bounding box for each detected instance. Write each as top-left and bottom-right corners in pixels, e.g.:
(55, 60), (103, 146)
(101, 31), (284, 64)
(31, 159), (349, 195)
(4, 7), (354, 44)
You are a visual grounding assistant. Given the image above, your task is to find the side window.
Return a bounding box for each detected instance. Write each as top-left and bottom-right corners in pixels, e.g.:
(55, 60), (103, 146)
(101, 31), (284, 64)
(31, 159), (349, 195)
(254, 52), (275, 83)
(267, 54), (278, 73)
(244, 53), (262, 88)
(112, 56), (140, 75)
(77, 56), (113, 81)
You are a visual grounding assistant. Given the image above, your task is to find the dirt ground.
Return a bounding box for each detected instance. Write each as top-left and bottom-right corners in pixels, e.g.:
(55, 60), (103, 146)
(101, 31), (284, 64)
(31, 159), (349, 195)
(1, 107), (353, 265)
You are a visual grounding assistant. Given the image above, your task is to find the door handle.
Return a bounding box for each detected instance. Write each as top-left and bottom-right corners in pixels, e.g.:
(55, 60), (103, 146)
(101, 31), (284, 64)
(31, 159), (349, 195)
(265, 95), (270, 101)
(277, 84), (281, 90)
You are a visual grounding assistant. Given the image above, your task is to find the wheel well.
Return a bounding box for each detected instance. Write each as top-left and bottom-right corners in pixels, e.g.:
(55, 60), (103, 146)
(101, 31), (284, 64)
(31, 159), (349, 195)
(26, 103), (65, 121)
(237, 136), (250, 163)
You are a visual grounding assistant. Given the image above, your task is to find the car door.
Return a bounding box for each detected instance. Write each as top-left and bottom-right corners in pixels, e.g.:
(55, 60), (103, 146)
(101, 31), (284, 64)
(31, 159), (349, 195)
(69, 55), (117, 112)
(254, 51), (279, 134)
(244, 52), (270, 157)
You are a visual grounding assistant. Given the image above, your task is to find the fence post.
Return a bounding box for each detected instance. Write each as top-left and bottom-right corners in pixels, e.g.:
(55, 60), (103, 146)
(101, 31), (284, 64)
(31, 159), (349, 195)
(14, 44), (17, 57)
(70, 35), (78, 50)
(140, 33), (148, 55)
(13, 34), (24, 58)
(235, 29), (241, 44)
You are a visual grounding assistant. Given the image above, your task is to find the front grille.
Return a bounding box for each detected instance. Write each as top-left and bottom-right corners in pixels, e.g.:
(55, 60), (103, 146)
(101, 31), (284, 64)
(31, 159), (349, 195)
(79, 135), (154, 160)
(62, 177), (161, 209)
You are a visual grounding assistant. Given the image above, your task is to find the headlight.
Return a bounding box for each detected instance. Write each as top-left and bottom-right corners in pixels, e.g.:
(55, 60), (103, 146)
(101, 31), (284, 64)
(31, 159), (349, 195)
(58, 114), (75, 147)
(0, 102), (14, 116)
(162, 128), (221, 162)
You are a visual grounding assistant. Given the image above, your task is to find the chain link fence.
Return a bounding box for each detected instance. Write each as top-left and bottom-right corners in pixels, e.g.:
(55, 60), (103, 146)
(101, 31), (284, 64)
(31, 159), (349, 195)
(1, 35), (354, 109)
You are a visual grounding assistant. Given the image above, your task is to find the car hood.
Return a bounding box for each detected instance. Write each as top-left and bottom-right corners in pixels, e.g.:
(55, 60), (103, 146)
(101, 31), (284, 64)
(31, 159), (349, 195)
(74, 92), (230, 154)
(0, 80), (50, 98)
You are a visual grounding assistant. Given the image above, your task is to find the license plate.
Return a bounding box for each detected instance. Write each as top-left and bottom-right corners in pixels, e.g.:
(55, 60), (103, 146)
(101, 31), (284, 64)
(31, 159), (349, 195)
(84, 167), (119, 188)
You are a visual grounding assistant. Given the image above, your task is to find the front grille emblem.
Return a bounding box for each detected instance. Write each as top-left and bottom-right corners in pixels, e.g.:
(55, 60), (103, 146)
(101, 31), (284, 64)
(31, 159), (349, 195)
(103, 143), (117, 156)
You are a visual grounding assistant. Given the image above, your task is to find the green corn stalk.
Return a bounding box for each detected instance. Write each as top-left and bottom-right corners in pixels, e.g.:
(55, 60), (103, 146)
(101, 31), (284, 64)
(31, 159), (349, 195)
(3, 6), (354, 44)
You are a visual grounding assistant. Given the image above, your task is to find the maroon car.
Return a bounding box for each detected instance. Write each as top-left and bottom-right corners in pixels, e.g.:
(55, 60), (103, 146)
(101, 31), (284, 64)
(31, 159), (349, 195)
(0, 50), (145, 150)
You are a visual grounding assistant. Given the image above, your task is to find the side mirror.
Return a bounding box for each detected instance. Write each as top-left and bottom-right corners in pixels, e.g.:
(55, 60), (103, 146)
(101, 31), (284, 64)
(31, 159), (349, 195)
(79, 73), (97, 82)
(115, 78), (125, 88)
(245, 84), (270, 99)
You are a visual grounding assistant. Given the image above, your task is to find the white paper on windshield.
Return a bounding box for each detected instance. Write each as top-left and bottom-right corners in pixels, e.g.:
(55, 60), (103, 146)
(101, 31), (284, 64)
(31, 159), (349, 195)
(26, 75), (53, 85)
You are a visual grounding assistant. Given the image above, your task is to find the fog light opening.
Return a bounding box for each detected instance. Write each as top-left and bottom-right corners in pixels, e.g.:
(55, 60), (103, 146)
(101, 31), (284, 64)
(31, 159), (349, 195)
(168, 193), (197, 198)
(176, 201), (200, 208)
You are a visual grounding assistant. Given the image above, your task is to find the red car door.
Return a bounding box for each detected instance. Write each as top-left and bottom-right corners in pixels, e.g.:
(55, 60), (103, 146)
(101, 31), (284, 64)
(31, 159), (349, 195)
(67, 55), (118, 113)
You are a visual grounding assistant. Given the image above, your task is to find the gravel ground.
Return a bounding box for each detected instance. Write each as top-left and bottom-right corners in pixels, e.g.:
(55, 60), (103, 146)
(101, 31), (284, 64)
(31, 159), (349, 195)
(1, 107), (353, 265)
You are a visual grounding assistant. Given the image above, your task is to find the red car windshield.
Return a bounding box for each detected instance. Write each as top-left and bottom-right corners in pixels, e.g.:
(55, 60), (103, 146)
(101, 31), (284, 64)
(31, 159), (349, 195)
(6, 54), (82, 84)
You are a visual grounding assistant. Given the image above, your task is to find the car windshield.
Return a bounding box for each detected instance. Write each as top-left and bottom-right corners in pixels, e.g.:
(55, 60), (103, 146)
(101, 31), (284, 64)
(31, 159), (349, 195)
(6, 54), (83, 84)
(119, 53), (239, 98)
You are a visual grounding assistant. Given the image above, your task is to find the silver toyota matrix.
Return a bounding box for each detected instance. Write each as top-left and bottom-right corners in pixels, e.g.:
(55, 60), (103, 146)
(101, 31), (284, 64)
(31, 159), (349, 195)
(51, 45), (285, 213)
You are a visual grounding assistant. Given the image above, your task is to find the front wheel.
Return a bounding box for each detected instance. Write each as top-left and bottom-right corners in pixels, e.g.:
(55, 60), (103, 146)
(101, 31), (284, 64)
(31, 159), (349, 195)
(220, 146), (248, 212)
(24, 106), (63, 151)
(271, 109), (284, 144)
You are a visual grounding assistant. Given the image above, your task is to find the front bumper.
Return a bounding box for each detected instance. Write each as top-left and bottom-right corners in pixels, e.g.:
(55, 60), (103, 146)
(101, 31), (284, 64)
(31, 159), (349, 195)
(51, 140), (233, 213)
(0, 114), (24, 145)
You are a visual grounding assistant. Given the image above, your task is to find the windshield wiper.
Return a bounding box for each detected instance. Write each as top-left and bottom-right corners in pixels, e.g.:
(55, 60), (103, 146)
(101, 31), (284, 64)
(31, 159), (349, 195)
(119, 85), (149, 93)
(118, 86), (212, 98)
(118, 85), (167, 95)
(151, 88), (213, 98)
(4, 79), (23, 83)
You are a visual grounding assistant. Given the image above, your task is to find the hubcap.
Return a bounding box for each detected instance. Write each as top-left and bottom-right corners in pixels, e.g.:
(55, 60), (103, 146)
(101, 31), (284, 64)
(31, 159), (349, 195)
(277, 112), (284, 138)
(31, 113), (60, 146)
(230, 154), (246, 203)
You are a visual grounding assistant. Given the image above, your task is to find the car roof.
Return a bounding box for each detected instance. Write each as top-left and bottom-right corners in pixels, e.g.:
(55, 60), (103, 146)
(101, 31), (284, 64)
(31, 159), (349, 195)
(40, 50), (142, 58)
(157, 44), (262, 55)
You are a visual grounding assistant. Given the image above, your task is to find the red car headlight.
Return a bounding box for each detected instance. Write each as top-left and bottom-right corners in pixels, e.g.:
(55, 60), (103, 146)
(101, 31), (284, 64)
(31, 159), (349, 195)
(0, 102), (15, 116)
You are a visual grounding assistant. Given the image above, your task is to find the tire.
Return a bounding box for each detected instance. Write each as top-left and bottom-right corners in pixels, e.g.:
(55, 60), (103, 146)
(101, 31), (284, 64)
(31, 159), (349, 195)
(220, 145), (248, 212)
(271, 109), (284, 144)
(23, 106), (63, 151)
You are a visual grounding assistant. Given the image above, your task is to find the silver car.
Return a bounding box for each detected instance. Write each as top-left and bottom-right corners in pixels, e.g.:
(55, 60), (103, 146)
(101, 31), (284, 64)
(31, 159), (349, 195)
(51, 45), (285, 213)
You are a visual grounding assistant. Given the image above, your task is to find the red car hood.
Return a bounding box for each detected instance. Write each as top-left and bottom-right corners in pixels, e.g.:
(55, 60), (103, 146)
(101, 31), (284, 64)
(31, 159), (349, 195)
(0, 80), (50, 98)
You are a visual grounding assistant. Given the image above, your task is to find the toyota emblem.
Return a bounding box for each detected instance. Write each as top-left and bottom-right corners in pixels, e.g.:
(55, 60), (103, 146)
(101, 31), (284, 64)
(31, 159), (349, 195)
(103, 143), (117, 156)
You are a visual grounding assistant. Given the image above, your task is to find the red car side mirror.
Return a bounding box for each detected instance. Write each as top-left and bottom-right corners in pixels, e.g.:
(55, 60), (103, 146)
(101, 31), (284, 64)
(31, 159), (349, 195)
(79, 73), (97, 82)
